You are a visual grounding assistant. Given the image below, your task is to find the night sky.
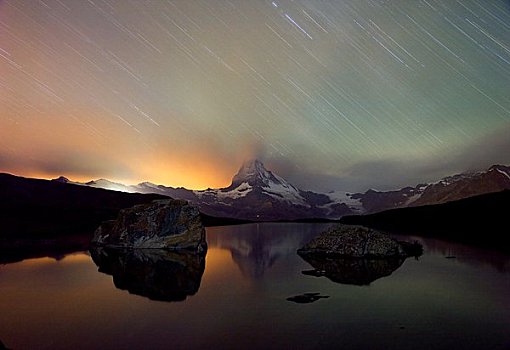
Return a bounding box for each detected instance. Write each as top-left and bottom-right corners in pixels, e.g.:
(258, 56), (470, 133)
(1, 0), (510, 191)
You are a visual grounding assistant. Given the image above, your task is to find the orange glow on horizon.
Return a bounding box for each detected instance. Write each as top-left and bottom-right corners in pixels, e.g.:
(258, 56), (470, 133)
(2, 155), (237, 190)
(0, 110), (240, 189)
(137, 155), (235, 190)
(0, 103), (247, 190)
(3, 167), (234, 190)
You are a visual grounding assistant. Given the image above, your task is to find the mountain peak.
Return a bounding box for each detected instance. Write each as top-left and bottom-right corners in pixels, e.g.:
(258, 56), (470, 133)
(230, 159), (274, 188)
(239, 158), (268, 175)
(52, 176), (70, 183)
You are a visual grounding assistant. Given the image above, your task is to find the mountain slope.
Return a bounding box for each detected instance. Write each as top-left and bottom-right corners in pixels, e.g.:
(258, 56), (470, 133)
(410, 164), (510, 206)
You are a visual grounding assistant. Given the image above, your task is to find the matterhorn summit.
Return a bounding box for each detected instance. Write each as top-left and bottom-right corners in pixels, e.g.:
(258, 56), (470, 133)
(227, 159), (301, 199)
(189, 158), (353, 220)
(230, 159), (276, 188)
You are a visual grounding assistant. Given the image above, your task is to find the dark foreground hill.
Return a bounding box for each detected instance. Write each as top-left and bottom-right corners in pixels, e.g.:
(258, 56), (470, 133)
(0, 173), (168, 240)
(340, 189), (510, 252)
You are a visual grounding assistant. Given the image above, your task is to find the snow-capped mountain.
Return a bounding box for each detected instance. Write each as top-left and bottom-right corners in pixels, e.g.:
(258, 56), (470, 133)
(53, 176), (138, 193)
(192, 159), (352, 220)
(53, 162), (510, 220)
(409, 164), (510, 207)
(349, 164), (510, 213)
(86, 179), (138, 193)
(196, 159), (309, 207)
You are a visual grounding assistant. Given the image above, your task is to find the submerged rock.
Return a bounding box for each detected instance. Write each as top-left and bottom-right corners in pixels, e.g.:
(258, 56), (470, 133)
(297, 225), (420, 258)
(92, 199), (207, 252)
(90, 247), (205, 302)
(286, 293), (329, 304)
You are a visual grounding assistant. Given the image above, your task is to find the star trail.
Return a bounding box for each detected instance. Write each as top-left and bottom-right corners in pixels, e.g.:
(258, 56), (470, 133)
(1, 0), (509, 191)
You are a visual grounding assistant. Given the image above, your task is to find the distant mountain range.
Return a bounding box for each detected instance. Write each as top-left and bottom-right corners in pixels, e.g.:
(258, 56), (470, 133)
(54, 159), (352, 220)
(53, 161), (510, 221)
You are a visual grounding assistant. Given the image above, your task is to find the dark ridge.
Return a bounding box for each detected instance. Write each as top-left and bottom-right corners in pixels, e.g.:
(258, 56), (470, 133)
(340, 189), (510, 253)
(201, 215), (340, 226)
(200, 213), (254, 227)
(0, 172), (168, 240)
(280, 217), (341, 224)
(200, 215), (341, 226)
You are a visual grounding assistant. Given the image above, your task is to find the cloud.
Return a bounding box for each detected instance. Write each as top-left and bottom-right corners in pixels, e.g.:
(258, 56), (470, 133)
(450, 124), (510, 171)
(286, 159), (431, 192)
(0, 148), (135, 180)
(287, 123), (510, 192)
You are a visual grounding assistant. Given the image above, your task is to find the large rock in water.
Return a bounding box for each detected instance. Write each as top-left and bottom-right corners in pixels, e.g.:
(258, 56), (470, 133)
(298, 225), (420, 258)
(92, 199), (207, 252)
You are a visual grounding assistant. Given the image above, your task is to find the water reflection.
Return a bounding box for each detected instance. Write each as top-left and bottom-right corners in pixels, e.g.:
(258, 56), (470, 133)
(0, 233), (90, 265)
(299, 255), (406, 286)
(0, 224), (509, 349)
(90, 247), (205, 302)
(206, 223), (333, 278)
(412, 236), (510, 273)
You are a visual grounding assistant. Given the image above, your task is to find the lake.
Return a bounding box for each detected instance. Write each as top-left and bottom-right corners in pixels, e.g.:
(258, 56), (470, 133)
(0, 223), (509, 349)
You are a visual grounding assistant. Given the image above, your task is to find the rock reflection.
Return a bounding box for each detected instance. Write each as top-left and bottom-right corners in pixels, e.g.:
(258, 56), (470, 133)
(299, 254), (406, 286)
(90, 247), (205, 302)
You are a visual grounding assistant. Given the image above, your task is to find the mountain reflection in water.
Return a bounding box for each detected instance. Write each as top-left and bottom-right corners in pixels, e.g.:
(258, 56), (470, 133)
(90, 247), (205, 302)
(208, 223), (412, 285)
(206, 223), (334, 278)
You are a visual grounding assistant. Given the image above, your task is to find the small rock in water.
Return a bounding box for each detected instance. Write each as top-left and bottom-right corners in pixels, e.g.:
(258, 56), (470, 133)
(286, 292), (329, 304)
(302, 269), (326, 277)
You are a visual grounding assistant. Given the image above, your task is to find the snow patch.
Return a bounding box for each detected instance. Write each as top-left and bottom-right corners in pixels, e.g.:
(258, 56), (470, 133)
(496, 168), (510, 180)
(262, 181), (308, 206)
(88, 179), (137, 193)
(404, 193), (422, 206)
(194, 182), (253, 200)
(326, 191), (363, 211)
(218, 182), (253, 199)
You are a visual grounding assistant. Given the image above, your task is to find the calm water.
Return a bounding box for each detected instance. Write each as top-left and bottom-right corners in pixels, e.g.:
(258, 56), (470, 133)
(0, 223), (509, 350)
